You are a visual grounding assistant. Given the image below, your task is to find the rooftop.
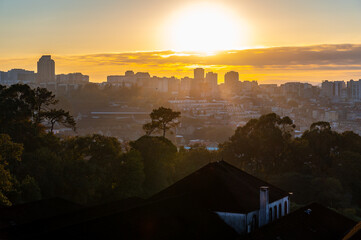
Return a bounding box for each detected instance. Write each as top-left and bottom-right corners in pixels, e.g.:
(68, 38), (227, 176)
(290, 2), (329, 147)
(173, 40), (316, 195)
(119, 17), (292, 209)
(150, 160), (289, 213)
(246, 202), (357, 240)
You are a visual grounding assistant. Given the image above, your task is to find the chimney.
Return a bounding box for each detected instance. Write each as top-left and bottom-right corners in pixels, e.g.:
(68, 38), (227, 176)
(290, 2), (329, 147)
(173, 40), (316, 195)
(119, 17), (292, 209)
(259, 186), (269, 227)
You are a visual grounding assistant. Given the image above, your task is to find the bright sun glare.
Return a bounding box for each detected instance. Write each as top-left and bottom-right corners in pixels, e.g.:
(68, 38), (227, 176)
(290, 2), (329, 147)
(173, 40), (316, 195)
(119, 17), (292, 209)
(167, 3), (247, 52)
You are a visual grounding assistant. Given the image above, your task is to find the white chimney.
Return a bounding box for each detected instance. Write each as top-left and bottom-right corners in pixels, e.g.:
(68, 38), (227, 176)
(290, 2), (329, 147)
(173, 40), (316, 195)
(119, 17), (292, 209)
(259, 186), (269, 227)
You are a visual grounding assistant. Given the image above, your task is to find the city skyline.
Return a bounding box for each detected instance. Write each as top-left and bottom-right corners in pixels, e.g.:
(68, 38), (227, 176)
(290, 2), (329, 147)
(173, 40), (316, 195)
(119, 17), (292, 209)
(1, 44), (361, 84)
(1, 0), (361, 83)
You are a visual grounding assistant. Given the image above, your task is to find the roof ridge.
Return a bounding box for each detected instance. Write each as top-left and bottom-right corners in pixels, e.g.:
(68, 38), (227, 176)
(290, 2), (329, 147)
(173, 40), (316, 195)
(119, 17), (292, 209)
(150, 160), (288, 213)
(215, 161), (289, 194)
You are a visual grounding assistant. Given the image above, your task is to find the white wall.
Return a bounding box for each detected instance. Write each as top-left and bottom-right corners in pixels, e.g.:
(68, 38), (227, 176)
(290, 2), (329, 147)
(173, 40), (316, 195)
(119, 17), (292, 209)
(215, 196), (290, 235)
(215, 211), (247, 234)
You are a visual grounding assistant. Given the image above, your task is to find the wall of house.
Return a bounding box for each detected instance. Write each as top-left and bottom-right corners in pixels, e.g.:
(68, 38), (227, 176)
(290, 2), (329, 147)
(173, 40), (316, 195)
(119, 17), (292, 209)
(215, 196), (290, 235)
(267, 196), (290, 223)
(246, 209), (260, 233)
(215, 212), (247, 234)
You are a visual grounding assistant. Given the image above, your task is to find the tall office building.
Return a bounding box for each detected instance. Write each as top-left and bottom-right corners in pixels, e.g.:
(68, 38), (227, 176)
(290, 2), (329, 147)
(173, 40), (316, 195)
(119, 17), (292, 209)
(321, 80), (334, 97)
(191, 68), (205, 97)
(37, 55), (55, 83)
(321, 80), (346, 99)
(180, 77), (192, 95)
(224, 71), (239, 87)
(334, 81), (346, 97)
(347, 79), (361, 100)
(205, 72), (218, 95)
(0, 71), (8, 84)
(194, 68), (205, 80)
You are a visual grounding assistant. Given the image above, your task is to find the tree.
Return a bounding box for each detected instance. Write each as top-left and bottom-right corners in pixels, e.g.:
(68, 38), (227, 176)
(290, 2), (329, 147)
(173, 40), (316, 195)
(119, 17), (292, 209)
(143, 107), (181, 137)
(0, 84), (33, 129)
(61, 134), (144, 204)
(143, 121), (160, 136)
(0, 84), (75, 142)
(301, 121), (339, 170)
(0, 134), (23, 206)
(220, 113), (295, 174)
(130, 136), (177, 196)
(32, 87), (58, 124)
(43, 109), (76, 133)
(18, 175), (42, 203)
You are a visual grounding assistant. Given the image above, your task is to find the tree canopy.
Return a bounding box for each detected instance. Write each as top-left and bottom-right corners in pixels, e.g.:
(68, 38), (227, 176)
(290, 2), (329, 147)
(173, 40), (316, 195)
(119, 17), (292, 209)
(2, 84), (361, 220)
(143, 107), (181, 137)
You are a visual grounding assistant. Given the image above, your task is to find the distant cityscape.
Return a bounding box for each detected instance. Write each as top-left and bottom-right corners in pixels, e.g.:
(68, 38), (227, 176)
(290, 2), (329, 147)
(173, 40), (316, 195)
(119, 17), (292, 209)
(2, 55), (361, 149)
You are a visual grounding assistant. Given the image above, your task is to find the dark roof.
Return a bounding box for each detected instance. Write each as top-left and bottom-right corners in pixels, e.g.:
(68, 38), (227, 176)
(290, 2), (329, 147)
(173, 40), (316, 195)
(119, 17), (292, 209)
(343, 221), (361, 240)
(0, 197), (144, 239)
(246, 203), (357, 240)
(150, 160), (289, 213)
(0, 198), (82, 229)
(8, 195), (238, 240)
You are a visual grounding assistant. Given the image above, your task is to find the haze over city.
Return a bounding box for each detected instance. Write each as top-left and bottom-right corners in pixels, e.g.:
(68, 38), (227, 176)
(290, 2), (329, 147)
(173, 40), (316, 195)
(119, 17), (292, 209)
(1, 0), (361, 83)
(2, 1), (361, 239)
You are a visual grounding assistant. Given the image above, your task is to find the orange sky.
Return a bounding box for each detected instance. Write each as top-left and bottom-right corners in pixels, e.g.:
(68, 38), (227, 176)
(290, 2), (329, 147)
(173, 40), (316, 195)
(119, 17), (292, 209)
(1, 0), (361, 83)
(1, 45), (360, 84)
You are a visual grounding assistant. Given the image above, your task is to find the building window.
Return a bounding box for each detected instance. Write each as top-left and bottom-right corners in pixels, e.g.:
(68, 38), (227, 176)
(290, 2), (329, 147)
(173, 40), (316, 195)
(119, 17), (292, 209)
(284, 201), (288, 215)
(274, 206), (277, 219)
(269, 207), (273, 222)
(279, 203), (282, 217)
(251, 215), (258, 231)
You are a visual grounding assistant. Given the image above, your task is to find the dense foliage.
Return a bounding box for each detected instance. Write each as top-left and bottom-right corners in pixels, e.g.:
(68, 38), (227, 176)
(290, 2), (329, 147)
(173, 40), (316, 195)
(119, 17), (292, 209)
(221, 114), (361, 220)
(1, 84), (361, 221)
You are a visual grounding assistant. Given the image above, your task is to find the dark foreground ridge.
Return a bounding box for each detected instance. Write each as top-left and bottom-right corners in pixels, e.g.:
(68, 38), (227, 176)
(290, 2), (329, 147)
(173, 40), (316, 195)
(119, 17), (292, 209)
(0, 161), (358, 240)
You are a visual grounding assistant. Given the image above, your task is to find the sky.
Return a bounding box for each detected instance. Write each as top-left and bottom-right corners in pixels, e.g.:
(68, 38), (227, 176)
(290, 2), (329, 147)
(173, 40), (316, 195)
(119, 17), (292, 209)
(1, 0), (361, 83)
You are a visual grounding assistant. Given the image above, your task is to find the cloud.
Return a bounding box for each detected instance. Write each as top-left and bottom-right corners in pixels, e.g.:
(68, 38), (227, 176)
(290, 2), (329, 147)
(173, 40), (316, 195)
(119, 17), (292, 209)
(2, 44), (361, 83)
(56, 44), (361, 70)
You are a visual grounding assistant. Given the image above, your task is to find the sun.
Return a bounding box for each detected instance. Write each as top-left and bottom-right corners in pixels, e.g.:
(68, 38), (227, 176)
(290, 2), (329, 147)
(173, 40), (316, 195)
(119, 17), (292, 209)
(166, 2), (248, 52)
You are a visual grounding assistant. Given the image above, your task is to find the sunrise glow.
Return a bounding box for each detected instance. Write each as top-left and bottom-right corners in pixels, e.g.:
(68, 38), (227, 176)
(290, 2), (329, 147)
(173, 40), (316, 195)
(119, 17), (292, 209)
(166, 3), (248, 52)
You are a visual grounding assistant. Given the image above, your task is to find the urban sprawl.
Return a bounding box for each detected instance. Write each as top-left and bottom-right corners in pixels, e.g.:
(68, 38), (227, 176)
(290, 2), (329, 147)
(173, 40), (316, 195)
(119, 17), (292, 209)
(2, 55), (361, 150)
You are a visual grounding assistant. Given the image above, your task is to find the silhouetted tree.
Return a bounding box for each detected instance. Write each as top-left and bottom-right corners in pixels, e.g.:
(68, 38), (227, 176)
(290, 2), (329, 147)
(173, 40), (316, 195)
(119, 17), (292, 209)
(61, 134), (144, 204)
(220, 113), (295, 174)
(143, 121), (160, 136)
(301, 121), (339, 170)
(130, 136), (177, 196)
(32, 87), (58, 124)
(143, 107), (181, 137)
(43, 109), (76, 133)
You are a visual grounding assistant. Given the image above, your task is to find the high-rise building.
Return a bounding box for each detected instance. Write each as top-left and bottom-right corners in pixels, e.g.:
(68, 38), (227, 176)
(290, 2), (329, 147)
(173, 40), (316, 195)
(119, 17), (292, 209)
(347, 79), (361, 100)
(0, 69), (35, 85)
(125, 70), (135, 77)
(224, 71), (239, 87)
(37, 55), (55, 83)
(194, 68), (205, 80)
(8, 69), (36, 83)
(281, 82), (312, 97)
(334, 81), (346, 97)
(168, 76), (180, 94)
(0, 71), (8, 84)
(321, 80), (346, 100)
(191, 68), (205, 97)
(180, 77), (192, 95)
(321, 81), (333, 97)
(56, 73), (89, 84)
(205, 72), (218, 95)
